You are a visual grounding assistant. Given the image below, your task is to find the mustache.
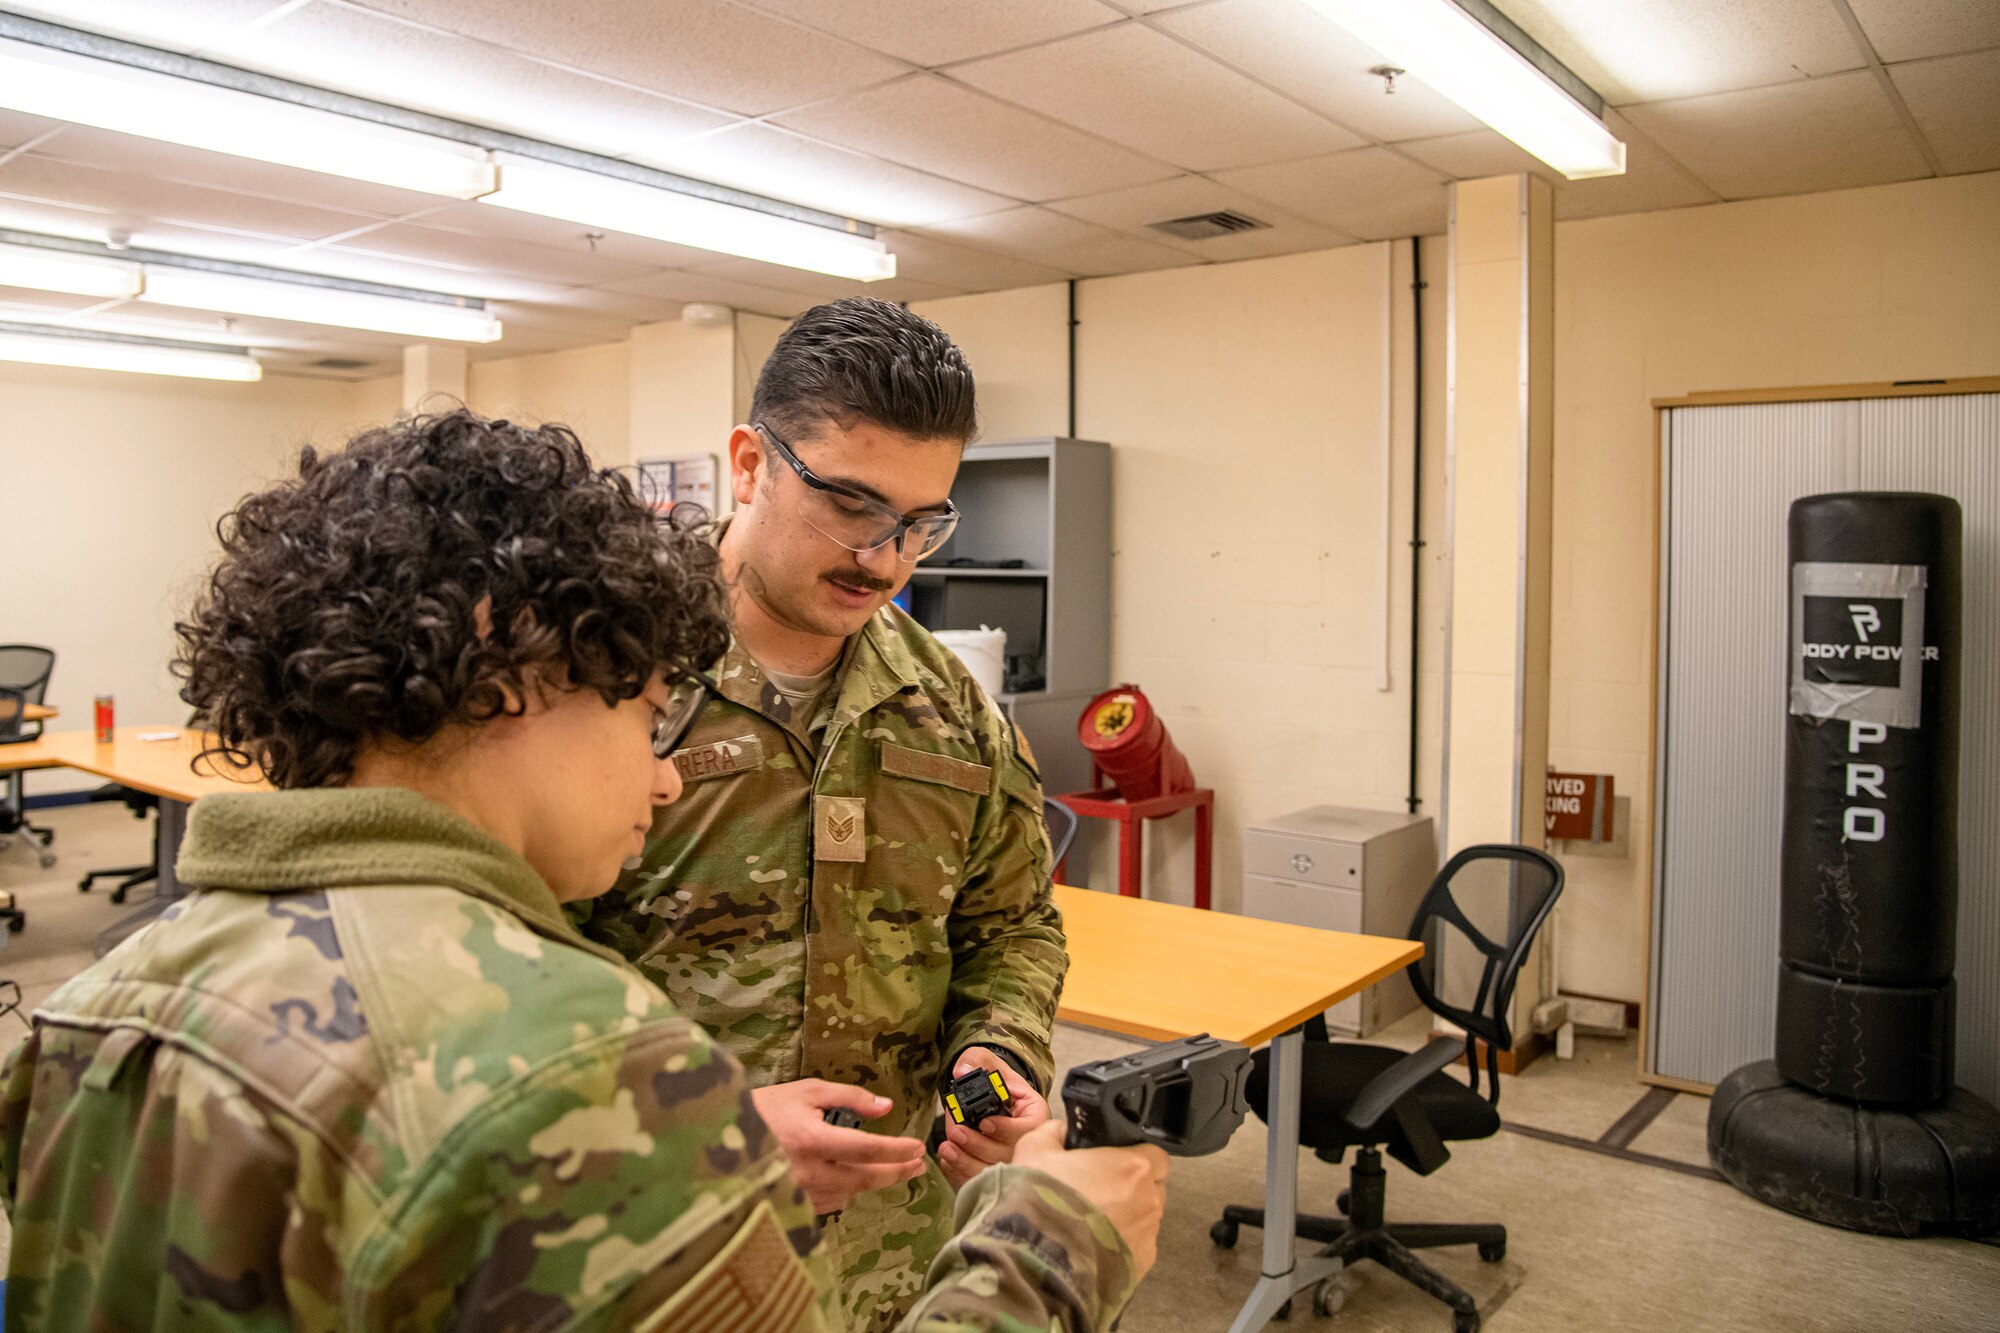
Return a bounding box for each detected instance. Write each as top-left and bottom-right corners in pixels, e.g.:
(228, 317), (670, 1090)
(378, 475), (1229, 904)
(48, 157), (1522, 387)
(823, 571), (895, 593)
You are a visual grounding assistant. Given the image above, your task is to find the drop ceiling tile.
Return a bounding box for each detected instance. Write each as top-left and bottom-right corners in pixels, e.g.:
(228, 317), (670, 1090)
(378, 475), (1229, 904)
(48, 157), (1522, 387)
(0, 195), (330, 268)
(1622, 71), (1931, 201)
(682, 255), (962, 304)
(1554, 112), (1721, 220)
(1393, 114), (1720, 223)
(533, 284), (684, 321)
(1497, 0), (1866, 105)
(1890, 49), (2000, 175)
(1213, 146), (1448, 240)
(644, 122), (1013, 227)
(1847, 0), (2000, 64)
(346, 0), (910, 116)
(950, 22), (1362, 170)
(1045, 176), (1355, 259)
(0, 150), (387, 244)
(1152, 0), (1483, 142)
(411, 199), (725, 270)
(0, 110), (63, 151)
(739, 0), (1121, 68)
(328, 221), (661, 287)
(872, 228), (1075, 292)
(915, 205), (1199, 277)
(598, 269), (818, 319)
(0, 290), (104, 317)
(0, 0), (296, 52)
(255, 241), (562, 300)
(0, 301), (263, 347)
(776, 74), (1175, 200)
(25, 126), (461, 220)
(211, 4), (734, 157)
(480, 301), (637, 343)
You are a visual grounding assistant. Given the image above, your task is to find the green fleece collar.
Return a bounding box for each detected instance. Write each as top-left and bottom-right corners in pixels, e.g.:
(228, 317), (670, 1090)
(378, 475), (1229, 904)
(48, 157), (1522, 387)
(176, 787), (626, 967)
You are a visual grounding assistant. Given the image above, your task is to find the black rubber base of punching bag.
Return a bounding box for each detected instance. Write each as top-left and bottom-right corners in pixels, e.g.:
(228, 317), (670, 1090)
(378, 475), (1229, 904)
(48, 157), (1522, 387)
(1709, 1061), (2000, 1238)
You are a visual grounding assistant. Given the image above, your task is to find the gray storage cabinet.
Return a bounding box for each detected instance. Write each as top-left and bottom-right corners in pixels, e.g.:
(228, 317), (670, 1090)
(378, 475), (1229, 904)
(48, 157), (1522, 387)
(909, 437), (1111, 799)
(1241, 806), (1436, 1035)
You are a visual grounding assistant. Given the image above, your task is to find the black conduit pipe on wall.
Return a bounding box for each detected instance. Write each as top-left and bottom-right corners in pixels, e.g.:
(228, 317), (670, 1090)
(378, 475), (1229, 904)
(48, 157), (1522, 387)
(1407, 236), (1427, 815)
(1067, 278), (1079, 438)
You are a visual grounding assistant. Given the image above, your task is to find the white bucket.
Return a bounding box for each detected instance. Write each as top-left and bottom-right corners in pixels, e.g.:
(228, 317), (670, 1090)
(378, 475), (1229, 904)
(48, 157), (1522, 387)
(933, 626), (1008, 700)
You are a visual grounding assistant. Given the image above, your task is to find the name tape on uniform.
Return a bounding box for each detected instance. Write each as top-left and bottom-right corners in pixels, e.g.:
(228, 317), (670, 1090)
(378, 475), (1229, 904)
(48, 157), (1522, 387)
(878, 740), (994, 796)
(672, 735), (765, 784)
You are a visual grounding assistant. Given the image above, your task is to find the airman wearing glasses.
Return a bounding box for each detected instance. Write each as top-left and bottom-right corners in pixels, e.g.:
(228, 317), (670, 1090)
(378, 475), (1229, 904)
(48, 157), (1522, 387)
(572, 299), (1071, 1332)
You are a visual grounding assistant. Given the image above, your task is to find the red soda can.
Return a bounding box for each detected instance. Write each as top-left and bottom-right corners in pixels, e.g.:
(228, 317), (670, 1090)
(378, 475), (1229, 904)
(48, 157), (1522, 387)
(94, 694), (115, 744)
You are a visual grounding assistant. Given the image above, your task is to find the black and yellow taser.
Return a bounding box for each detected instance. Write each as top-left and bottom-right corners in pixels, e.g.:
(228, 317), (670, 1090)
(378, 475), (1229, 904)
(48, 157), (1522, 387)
(944, 1067), (1012, 1126)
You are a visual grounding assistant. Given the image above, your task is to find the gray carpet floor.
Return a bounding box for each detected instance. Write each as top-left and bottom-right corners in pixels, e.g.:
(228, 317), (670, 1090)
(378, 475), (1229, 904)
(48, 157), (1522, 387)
(3, 802), (1995, 1330)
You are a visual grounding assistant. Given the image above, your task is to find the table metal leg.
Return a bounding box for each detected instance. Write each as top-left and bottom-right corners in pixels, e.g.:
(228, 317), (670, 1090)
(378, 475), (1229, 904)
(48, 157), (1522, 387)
(93, 798), (188, 958)
(1228, 1027), (1343, 1332)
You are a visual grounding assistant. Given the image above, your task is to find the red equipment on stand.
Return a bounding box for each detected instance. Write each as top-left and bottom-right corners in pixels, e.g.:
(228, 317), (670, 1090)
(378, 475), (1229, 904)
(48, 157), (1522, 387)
(1054, 686), (1213, 910)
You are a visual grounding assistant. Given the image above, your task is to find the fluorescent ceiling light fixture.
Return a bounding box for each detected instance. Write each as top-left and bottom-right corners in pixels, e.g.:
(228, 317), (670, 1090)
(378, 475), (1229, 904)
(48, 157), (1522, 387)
(139, 267), (503, 343)
(0, 36), (496, 198)
(0, 242), (142, 299)
(483, 154), (897, 283)
(1300, 0), (1626, 179)
(0, 322), (260, 381)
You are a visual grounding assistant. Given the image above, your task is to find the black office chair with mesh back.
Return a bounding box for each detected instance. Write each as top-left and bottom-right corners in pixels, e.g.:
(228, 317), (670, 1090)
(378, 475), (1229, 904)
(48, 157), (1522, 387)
(1212, 844), (1565, 1332)
(1, 677), (57, 879)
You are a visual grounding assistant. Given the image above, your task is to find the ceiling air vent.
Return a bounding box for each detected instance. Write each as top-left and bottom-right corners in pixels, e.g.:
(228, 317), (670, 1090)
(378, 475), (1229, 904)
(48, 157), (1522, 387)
(308, 357), (373, 371)
(1147, 210), (1270, 242)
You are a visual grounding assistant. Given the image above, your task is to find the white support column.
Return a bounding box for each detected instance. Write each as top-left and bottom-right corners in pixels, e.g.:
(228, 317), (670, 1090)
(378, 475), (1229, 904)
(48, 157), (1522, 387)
(401, 344), (468, 413)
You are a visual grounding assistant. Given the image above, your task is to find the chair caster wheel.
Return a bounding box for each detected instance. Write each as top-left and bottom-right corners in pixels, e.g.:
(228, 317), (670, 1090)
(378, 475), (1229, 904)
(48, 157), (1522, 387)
(1274, 1298), (1293, 1321)
(1478, 1240), (1505, 1262)
(1209, 1220), (1239, 1249)
(1336, 1189), (1351, 1214)
(1452, 1311), (1481, 1333)
(1312, 1279), (1346, 1317)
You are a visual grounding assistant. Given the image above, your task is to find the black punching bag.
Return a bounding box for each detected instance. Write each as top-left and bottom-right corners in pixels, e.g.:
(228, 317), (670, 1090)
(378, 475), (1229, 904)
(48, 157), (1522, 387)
(1775, 493), (1960, 1105)
(1710, 491), (2000, 1238)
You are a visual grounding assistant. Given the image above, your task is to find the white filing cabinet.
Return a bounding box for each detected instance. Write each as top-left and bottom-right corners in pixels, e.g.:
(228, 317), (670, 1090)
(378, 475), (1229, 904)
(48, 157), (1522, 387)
(1241, 806), (1436, 1036)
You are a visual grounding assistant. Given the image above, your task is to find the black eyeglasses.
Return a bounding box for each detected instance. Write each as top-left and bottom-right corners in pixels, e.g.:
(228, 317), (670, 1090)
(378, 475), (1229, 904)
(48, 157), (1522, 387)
(754, 422), (960, 561)
(654, 663), (720, 758)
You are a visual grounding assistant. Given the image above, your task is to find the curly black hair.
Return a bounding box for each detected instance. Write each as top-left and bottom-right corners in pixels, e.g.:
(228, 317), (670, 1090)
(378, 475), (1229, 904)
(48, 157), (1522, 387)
(176, 408), (729, 789)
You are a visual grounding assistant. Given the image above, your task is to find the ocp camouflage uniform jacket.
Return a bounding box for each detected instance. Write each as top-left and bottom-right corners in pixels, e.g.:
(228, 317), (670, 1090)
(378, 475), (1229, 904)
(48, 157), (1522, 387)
(0, 788), (1128, 1331)
(572, 600), (1066, 1331)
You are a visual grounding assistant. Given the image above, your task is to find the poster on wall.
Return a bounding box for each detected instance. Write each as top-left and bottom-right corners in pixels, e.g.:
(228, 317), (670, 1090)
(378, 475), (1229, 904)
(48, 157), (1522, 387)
(636, 454), (719, 517)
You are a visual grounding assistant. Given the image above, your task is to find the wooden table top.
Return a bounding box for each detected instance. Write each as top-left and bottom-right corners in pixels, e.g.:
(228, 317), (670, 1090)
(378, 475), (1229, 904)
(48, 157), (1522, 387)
(1052, 885), (1423, 1047)
(0, 727), (267, 803)
(23, 703), (55, 722)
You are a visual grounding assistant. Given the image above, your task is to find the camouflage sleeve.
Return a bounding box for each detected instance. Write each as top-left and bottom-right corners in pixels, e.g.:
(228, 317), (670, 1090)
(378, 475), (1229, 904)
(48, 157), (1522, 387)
(900, 1165), (1138, 1332)
(356, 1018), (841, 1330)
(939, 722), (1066, 1094)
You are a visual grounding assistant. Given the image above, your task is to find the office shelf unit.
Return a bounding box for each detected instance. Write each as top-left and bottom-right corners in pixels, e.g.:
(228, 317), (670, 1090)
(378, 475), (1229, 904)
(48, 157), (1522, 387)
(909, 437), (1110, 798)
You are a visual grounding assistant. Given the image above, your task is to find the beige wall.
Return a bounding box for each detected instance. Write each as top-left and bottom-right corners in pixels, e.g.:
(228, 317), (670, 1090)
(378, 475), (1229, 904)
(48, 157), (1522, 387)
(916, 284), (1072, 444)
(922, 245), (1433, 910)
(468, 340), (632, 465)
(1549, 169), (2000, 1003)
(0, 363), (381, 790)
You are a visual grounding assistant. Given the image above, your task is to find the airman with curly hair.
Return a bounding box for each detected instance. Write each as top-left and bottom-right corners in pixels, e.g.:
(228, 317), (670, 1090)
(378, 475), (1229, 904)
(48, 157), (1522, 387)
(0, 408), (1161, 1331)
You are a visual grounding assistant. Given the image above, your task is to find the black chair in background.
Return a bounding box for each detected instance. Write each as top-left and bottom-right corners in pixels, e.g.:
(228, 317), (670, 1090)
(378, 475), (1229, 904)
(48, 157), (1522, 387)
(1043, 796), (1079, 874)
(1212, 844), (1565, 1332)
(0, 675), (57, 880)
(79, 784), (161, 904)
